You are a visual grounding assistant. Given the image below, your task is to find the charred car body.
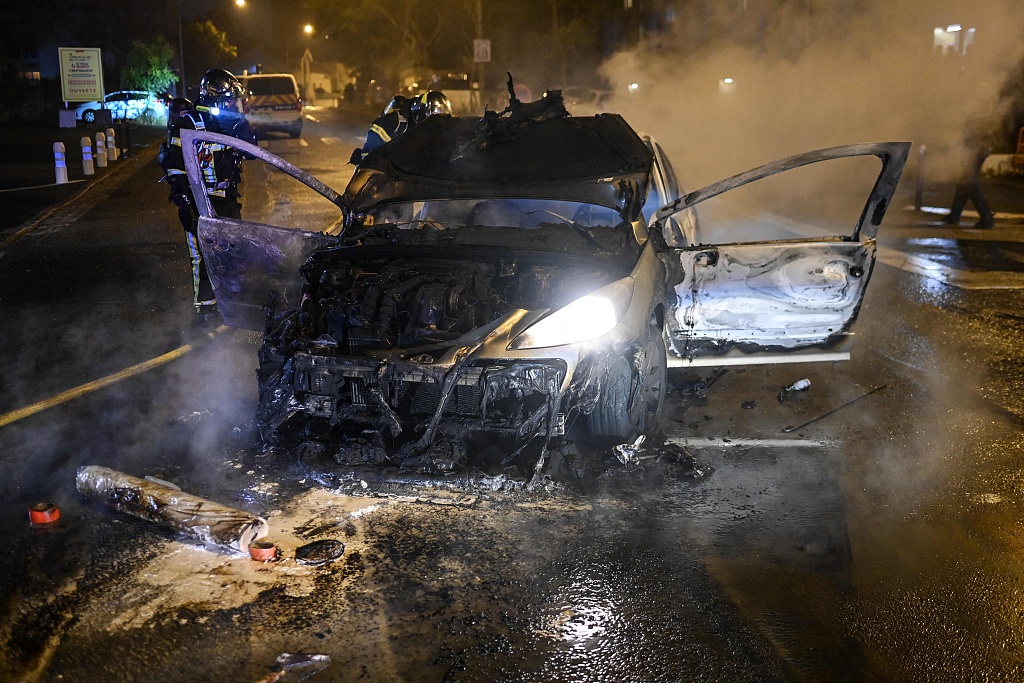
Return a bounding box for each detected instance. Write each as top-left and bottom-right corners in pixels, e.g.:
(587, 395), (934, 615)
(183, 95), (908, 478)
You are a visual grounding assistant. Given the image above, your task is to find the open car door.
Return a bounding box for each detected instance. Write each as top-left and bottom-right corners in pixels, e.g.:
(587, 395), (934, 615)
(653, 141), (910, 367)
(181, 129), (344, 330)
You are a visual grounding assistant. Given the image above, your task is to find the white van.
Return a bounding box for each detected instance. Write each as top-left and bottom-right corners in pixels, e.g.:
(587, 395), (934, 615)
(241, 74), (303, 138)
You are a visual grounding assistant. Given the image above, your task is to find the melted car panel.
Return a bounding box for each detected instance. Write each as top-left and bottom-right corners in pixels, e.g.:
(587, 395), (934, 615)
(664, 241), (874, 357)
(655, 141), (910, 360)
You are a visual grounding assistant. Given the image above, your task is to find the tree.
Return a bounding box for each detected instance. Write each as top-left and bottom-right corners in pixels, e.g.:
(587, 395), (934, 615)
(307, 0), (470, 78)
(121, 37), (177, 93)
(183, 20), (237, 82)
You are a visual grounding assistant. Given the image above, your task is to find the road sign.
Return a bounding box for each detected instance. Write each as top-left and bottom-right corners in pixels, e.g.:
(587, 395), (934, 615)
(473, 39), (491, 63)
(59, 48), (104, 102)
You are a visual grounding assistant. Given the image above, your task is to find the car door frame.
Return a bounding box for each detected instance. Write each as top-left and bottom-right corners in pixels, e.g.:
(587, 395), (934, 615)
(652, 141), (911, 367)
(181, 129), (346, 330)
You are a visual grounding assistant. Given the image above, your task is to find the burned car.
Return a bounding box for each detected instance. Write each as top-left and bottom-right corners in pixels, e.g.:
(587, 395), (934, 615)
(182, 97), (908, 478)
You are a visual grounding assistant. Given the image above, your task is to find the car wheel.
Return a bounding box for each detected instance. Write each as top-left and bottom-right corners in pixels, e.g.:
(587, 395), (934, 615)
(587, 333), (667, 442)
(139, 108), (158, 126)
(288, 124), (302, 139)
(82, 109), (96, 124)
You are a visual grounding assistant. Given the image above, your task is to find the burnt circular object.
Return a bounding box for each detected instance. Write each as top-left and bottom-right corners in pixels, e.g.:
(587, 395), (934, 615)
(295, 539), (345, 566)
(249, 540), (278, 562)
(29, 503), (60, 524)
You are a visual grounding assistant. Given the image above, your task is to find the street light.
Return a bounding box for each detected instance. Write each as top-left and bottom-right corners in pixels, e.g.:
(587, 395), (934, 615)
(301, 25), (315, 104)
(175, 0), (246, 96)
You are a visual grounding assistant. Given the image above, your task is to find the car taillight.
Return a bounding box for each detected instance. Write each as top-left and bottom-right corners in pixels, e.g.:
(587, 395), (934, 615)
(297, 98), (302, 111)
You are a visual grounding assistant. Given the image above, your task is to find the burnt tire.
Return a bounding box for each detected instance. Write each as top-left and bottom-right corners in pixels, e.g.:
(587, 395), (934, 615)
(587, 334), (667, 442)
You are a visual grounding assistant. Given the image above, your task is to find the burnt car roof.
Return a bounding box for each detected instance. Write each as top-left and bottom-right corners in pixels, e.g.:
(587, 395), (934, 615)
(343, 114), (654, 220)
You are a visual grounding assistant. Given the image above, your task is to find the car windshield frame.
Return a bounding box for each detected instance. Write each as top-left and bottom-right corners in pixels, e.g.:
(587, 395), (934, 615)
(346, 197), (641, 260)
(343, 114), (654, 222)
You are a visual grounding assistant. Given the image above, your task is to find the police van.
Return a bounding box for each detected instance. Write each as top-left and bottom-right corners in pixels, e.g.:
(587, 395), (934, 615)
(240, 73), (303, 138)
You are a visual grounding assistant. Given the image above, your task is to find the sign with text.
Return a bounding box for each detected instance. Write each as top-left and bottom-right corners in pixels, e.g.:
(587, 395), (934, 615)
(59, 47), (104, 102)
(473, 39), (491, 63)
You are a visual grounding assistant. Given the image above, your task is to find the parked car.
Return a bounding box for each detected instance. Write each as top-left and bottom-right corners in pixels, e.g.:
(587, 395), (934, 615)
(180, 98), (908, 477)
(553, 86), (611, 117)
(74, 91), (167, 124)
(430, 74), (477, 115)
(240, 73), (303, 138)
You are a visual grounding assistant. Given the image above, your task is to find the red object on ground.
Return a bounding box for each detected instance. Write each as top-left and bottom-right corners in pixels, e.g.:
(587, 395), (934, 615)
(249, 540), (277, 562)
(29, 503), (60, 524)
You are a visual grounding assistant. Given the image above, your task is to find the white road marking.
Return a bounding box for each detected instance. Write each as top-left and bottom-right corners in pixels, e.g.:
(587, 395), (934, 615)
(0, 179), (88, 194)
(877, 247), (1024, 290)
(666, 436), (830, 449)
(969, 493), (1004, 504)
(320, 137), (342, 146)
(911, 205), (1024, 221)
(299, 138), (309, 147)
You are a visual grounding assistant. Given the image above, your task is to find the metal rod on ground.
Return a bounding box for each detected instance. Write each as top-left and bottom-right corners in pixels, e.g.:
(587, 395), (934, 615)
(53, 142), (68, 184)
(782, 384), (887, 434)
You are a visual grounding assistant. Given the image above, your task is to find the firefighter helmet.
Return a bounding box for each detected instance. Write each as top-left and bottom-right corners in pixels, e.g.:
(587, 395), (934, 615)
(382, 95), (411, 117)
(198, 69), (245, 111)
(168, 97), (193, 123)
(412, 91), (452, 121)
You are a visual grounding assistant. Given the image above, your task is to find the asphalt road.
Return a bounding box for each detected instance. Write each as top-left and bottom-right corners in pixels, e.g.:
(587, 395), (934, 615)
(2, 108), (1024, 682)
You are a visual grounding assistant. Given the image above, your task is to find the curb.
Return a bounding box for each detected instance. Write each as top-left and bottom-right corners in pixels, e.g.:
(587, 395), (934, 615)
(0, 141), (160, 251)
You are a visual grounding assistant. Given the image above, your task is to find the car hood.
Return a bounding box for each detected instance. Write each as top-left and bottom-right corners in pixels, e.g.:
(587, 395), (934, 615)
(343, 113), (654, 221)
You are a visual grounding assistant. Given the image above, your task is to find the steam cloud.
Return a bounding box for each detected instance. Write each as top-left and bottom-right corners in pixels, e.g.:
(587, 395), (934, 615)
(599, 0), (1024, 188)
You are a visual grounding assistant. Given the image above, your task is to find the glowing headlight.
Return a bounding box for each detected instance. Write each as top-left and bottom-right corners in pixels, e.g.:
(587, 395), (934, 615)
(510, 280), (633, 350)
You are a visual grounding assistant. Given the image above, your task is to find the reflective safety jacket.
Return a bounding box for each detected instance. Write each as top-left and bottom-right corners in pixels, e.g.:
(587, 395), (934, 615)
(360, 109), (411, 158)
(163, 107), (257, 197)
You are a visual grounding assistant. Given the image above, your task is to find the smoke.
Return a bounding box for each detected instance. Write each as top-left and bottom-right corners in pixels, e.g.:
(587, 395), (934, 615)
(599, 0), (1024, 188)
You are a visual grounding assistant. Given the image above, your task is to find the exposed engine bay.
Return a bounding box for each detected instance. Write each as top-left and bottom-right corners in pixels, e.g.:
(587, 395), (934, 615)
(305, 253), (619, 355)
(257, 247), (634, 476)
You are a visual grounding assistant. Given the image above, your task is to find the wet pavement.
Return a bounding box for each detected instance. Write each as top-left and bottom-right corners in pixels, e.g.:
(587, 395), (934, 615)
(3, 113), (1024, 681)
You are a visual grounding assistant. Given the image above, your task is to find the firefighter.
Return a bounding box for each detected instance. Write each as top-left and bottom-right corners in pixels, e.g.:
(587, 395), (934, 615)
(409, 90), (452, 123)
(161, 68), (256, 316)
(349, 94), (414, 164)
(348, 90), (451, 164)
(158, 97), (194, 230)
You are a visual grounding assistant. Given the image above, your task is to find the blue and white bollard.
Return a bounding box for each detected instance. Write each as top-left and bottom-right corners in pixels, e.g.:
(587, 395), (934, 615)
(53, 142), (68, 184)
(105, 127), (117, 161)
(94, 131), (107, 168)
(81, 136), (94, 176)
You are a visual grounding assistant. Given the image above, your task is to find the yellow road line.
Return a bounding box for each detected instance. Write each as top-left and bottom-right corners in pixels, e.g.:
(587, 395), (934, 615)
(0, 325), (229, 429)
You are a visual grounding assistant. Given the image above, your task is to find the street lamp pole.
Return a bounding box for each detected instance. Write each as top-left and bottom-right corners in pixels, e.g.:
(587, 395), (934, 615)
(476, 0), (484, 104)
(177, 0), (186, 95)
(175, 0), (246, 97)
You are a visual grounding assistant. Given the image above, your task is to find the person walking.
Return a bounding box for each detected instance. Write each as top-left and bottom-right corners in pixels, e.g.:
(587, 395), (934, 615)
(161, 68), (257, 316)
(944, 130), (996, 229)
